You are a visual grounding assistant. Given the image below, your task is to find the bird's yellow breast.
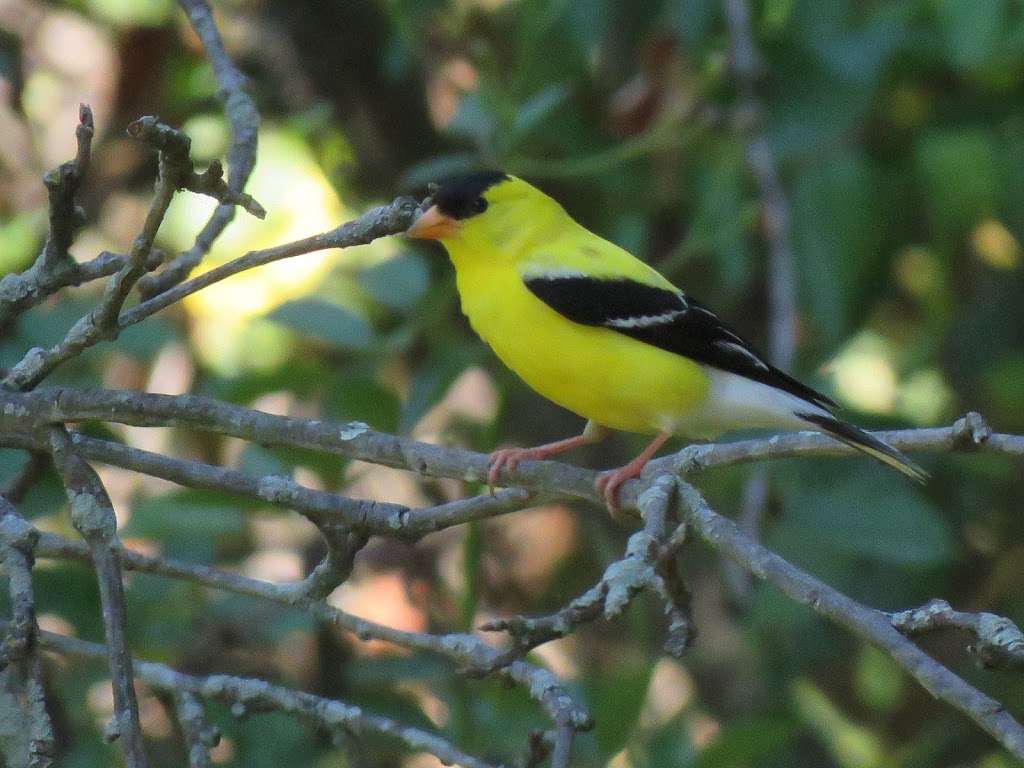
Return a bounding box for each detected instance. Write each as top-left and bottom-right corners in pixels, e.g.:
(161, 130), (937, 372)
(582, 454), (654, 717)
(452, 259), (709, 434)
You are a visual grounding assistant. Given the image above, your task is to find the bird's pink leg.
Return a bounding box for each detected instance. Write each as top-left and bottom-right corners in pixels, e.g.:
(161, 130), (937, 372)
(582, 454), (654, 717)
(596, 431), (672, 518)
(488, 421), (606, 494)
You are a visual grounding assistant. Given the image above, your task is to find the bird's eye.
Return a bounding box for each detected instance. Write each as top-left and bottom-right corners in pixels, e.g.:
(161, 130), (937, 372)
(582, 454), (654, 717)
(472, 197), (488, 214)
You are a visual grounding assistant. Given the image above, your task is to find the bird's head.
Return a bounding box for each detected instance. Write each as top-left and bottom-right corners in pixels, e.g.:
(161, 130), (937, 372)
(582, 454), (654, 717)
(406, 172), (565, 259)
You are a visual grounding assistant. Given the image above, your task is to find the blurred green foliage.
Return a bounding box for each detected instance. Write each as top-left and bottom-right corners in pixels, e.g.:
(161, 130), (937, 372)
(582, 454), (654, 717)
(0, 0), (1022, 766)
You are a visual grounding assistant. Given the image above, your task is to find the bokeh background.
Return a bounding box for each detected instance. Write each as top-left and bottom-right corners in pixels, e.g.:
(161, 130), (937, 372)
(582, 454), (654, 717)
(1, 0), (1023, 766)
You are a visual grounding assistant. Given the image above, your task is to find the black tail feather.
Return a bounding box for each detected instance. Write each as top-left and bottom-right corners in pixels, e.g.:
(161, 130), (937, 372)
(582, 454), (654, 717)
(796, 412), (929, 484)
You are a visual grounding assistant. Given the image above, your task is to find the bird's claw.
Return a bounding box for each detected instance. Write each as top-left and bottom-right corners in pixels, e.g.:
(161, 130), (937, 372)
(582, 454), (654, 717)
(595, 462), (646, 522)
(487, 447), (539, 494)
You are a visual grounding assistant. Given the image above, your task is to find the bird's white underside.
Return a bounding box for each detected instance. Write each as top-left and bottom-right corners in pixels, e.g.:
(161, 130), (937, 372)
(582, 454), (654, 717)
(667, 366), (830, 438)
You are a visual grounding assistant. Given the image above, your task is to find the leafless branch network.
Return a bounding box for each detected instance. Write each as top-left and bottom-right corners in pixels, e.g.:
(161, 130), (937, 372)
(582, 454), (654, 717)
(0, 3), (1021, 766)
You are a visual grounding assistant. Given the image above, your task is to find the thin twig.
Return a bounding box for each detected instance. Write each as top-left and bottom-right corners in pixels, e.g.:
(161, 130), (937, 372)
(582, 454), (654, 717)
(3, 118), (194, 392)
(119, 195), (423, 330)
(296, 525), (369, 600)
(48, 427), (149, 768)
(40, 104), (94, 272)
(27, 626), (504, 768)
(481, 476), (692, 665)
(0, 251), (125, 331)
(891, 599), (1024, 671)
(137, 0), (261, 298)
(0, 429), (541, 538)
(33, 530), (592, 740)
(0, 105), (95, 329)
(172, 691), (217, 768)
(670, 479), (1024, 759)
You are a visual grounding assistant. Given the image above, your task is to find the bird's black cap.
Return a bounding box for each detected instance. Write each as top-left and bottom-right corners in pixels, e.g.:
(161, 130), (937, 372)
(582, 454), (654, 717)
(432, 170), (509, 219)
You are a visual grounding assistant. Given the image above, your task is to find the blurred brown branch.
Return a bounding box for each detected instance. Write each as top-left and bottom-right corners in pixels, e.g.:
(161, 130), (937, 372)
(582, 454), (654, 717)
(723, 0), (801, 602)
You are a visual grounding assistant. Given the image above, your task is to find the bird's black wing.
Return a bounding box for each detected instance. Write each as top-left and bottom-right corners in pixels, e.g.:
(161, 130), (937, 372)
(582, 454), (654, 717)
(524, 274), (835, 410)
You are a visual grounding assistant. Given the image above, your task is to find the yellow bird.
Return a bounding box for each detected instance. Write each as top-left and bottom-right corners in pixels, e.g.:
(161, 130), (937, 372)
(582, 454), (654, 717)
(406, 172), (926, 514)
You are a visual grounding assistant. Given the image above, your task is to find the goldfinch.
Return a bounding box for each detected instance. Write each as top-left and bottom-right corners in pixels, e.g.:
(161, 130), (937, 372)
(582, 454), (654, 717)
(406, 172), (926, 514)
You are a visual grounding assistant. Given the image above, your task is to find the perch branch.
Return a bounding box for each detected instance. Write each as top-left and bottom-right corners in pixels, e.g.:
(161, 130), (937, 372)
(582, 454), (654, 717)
(0, 388), (1019, 514)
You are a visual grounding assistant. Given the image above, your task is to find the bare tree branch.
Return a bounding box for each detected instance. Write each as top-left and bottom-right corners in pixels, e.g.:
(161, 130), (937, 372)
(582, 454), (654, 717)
(172, 691), (217, 768)
(118, 195), (423, 330)
(32, 530), (593, 747)
(891, 599), (1024, 671)
(26, 626), (505, 768)
(670, 480), (1024, 760)
(0, 105), (95, 329)
(41, 104), (94, 273)
(481, 476), (693, 667)
(297, 525), (368, 600)
(0, 499), (55, 767)
(0, 388), (1018, 515)
(3, 118), (192, 392)
(48, 427), (149, 767)
(137, 0), (261, 299)
(0, 251), (124, 331)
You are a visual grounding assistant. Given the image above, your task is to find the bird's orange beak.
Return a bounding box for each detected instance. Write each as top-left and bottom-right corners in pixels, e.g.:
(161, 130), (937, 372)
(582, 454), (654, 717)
(406, 205), (459, 241)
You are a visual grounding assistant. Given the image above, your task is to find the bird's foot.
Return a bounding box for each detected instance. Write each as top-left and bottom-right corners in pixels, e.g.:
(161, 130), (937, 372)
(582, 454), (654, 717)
(595, 456), (649, 521)
(595, 431), (671, 520)
(487, 446), (547, 494)
(486, 432), (597, 494)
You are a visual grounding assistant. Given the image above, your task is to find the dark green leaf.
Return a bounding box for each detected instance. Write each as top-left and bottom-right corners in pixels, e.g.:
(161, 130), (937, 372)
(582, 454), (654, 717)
(268, 299), (375, 351)
(695, 717), (798, 768)
(791, 152), (885, 346)
(399, 343), (482, 433)
(510, 83), (570, 143)
(359, 252), (430, 311)
(778, 463), (954, 566)
(588, 660), (654, 756)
